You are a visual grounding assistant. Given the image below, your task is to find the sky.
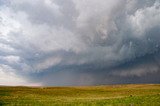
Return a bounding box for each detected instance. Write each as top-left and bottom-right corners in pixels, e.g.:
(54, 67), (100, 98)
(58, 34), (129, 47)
(0, 0), (160, 86)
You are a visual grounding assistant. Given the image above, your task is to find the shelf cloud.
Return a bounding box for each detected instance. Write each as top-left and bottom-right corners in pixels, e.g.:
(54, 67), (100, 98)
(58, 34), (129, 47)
(0, 0), (160, 86)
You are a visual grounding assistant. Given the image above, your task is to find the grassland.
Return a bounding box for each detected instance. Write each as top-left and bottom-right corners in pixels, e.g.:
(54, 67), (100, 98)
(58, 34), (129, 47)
(0, 84), (160, 106)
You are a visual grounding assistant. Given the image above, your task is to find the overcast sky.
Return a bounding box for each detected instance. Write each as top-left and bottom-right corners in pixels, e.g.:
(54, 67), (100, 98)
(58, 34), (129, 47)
(0, 0), (160, 86)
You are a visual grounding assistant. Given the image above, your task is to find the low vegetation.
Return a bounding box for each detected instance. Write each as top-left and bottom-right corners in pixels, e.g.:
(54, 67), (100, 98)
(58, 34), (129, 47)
(0, 84), (160, 106)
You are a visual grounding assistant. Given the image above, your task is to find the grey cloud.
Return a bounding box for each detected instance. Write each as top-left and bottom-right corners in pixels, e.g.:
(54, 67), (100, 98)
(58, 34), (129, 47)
(0, 0), (160, 86)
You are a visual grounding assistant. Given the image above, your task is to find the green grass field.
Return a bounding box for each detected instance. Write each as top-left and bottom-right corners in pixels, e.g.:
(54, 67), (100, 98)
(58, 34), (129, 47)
(0, 84), (160, 106)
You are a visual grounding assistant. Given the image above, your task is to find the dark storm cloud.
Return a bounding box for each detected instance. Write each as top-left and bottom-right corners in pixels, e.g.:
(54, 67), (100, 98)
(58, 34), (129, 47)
(0, 0), (160, 85)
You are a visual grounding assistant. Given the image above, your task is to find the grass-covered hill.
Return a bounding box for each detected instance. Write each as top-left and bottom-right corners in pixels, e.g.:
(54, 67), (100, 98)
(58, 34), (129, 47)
(0, 84), (160, 106)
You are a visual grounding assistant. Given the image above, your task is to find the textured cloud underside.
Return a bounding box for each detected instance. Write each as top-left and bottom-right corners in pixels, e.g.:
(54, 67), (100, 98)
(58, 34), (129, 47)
(0, 0), (160, 86)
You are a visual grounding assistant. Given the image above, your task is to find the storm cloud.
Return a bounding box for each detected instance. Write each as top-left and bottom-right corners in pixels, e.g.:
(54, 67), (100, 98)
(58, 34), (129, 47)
(0, 0), (160, 86)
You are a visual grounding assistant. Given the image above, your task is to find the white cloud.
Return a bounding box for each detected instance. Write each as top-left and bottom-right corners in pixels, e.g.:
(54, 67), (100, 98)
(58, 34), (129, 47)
(0, 55), (20, 63)
(0, 64), (34, 86)
(0, 7), (21, 36)
(0, 43), (15, 53)
(129, 1), (160, 37)
(34, 56), (62, 71)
